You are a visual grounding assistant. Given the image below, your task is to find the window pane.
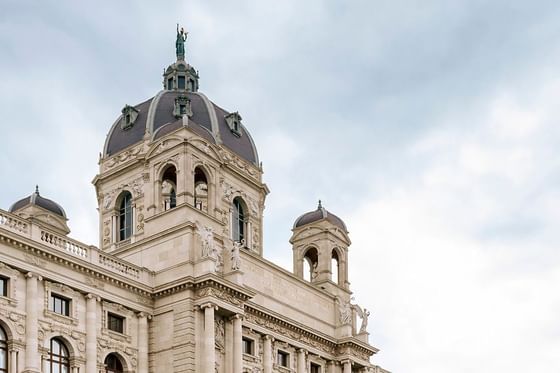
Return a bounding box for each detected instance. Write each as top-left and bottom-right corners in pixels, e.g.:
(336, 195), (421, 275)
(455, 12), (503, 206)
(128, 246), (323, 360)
(178, 76), (185, 89)
(0, 348), (6, 369)
(0, 278), (6, 297)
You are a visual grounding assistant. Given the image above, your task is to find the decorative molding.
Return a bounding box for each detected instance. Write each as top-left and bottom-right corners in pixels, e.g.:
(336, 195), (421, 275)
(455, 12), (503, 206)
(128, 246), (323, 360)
(23, 253), (47, 268)
(196, 286), (242, 307)
(105, 145), (142, 170)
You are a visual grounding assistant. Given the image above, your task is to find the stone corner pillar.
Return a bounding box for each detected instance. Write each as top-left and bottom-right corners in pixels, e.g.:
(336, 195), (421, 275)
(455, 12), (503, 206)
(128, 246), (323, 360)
(137, 312), (151, 373)
(85, 293), (100, 373)
(201, 303), (218, 373)
(262, 335), (273, 373)
(342, 359), (352, 373)
(231, 314), (243, 373)
(24, 272), (42, 373)
(297, 348), (307, 373)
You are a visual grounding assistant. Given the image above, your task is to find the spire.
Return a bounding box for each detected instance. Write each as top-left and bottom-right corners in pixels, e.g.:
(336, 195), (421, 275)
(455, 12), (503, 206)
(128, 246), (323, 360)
(318, 199), (322, 209)
(35, 185), (39, 195)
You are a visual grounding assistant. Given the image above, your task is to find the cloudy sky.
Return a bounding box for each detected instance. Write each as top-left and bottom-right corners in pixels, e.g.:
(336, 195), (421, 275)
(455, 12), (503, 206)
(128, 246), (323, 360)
(1, 1), (559, 372)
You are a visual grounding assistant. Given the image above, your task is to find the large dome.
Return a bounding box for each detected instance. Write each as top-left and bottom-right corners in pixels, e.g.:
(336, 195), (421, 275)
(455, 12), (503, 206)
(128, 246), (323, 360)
(103, 90), (259, 165)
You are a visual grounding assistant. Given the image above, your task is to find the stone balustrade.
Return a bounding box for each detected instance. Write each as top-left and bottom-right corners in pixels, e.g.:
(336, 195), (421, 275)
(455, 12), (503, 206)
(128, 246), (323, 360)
(0, 210), (29, 234)
(0, 208), (148, 282)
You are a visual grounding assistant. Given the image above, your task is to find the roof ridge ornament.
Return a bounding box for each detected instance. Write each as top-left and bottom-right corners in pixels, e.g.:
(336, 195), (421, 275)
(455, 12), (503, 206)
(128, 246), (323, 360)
(317, 199), (322, 209)
(176, 24), (188, 61)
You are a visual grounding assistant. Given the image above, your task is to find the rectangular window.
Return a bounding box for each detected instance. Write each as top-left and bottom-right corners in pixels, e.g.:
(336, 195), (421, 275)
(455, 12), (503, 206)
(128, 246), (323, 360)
(311, 363), (321, 373)
(0, 276), (7, 297)
(49, 294), (70, 316)
(167, 78), (173, 90)
(108, 313), (125, 334)
(178, 76), (186, 89)
(277, 350), (289, 367)
(242, 337), (254, 355)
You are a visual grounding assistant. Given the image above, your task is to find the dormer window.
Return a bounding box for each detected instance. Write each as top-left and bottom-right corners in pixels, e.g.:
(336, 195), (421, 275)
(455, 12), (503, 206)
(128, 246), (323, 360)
(167, 78), (173, 90)
(174, 96), (192, 118)
(225, 112), (242, 137)
(120, 105), (139, 130)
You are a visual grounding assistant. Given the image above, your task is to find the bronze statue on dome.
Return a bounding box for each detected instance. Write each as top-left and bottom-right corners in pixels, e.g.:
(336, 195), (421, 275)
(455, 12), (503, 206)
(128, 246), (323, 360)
(176, 24), (188, 60)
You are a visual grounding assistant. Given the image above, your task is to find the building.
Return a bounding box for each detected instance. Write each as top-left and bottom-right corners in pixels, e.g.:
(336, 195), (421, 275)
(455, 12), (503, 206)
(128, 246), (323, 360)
(0, 27), (389, 373)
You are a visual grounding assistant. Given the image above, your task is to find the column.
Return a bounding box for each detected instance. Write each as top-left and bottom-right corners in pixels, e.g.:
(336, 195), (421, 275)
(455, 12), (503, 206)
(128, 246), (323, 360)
(111, 215), (117, 243)
(232, 315), (242, 373)
(262, 335), (272, 373)
(297, 348), (306, 373)
(326, 360), (336, 373)
(9, 350), (17, 373)
(85, 294), (98, 373)
(202, 304), (216, 373)
(24, 273), (40, 373)
(225, 320), (233, 373)
(137, 313), (149, 373)
(343, 360), (352, 373)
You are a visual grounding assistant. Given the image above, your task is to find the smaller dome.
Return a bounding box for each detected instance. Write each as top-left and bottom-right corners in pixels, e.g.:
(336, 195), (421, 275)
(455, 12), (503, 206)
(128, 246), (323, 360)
(293, 201), (347, 231)
(9, 186), (67, 218)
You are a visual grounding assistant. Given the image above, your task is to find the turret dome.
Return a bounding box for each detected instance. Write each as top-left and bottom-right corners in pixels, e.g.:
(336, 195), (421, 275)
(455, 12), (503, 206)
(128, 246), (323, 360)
(9, 186), (67, 218)
(293, 201), (347, 231)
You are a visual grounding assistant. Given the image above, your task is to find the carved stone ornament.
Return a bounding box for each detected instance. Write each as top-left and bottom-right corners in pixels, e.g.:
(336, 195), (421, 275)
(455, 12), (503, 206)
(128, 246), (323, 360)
(105, 145), (143, 169)
(120, 105), (139, 131)
(0, 308), (25, 338)
(215, 318), (225, 349)
(195, 287), (243, 307)
(23, 253), (47, 268)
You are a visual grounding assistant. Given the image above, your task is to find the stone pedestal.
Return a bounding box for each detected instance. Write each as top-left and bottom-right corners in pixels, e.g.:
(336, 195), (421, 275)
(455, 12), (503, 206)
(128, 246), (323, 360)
(224, 269), (244, 286)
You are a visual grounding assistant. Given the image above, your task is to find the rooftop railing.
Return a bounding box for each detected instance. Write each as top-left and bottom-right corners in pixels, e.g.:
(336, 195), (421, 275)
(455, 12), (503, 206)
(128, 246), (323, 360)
(0, 209), (149, 283)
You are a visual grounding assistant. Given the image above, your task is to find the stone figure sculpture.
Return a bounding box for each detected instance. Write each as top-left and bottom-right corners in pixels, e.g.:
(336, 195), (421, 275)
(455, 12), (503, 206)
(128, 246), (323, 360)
(196, 221), (214, 258)
(231, 239), (243, 271)
(176, 24), (188, 59)
(354, 304), (370, 333)
(336, 296), (353, 325)
(311, 261), (318, 280)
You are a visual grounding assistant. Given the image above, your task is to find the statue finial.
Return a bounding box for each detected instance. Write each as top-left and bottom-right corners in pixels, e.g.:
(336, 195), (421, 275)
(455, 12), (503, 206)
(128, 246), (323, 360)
(35, 185), (39, 194)
(175, 24), (188, 60)
(318, 199), (322, 209)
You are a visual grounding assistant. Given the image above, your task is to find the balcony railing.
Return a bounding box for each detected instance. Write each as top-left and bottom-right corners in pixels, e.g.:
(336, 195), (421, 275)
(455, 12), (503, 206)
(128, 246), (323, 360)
(0, 209), (148, 282)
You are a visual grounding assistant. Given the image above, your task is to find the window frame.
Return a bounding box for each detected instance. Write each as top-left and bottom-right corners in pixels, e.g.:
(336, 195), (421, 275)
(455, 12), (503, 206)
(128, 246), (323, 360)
(276, 350), (290, 368)
(0, 326), (7, 373)
(310, 362), (322, 373)
(107, 313), (125, 334)
(46, 338), (70, 373)
(0, 276), (7, 298)
(118, 192), (133, 241)
(242, 337), (255, 356)
(105, 353), (124, 373)
(49, 293), (71, 317)
(232, 197), (246, 243)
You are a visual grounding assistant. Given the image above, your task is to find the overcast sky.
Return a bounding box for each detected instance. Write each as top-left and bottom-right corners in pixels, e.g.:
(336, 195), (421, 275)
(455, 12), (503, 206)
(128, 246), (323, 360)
(1, 1), (559, 372)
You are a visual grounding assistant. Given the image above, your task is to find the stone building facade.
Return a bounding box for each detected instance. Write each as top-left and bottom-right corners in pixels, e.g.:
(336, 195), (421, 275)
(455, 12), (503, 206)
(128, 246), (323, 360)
(0, 30), (390, 373)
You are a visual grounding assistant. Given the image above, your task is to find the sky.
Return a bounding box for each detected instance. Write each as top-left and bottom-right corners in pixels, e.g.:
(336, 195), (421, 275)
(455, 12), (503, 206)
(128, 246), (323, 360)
(1, 1), (559, 372)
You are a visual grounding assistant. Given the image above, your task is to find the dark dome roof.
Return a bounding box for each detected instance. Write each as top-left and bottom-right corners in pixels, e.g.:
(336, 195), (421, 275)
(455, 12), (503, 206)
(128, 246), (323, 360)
(293, 202), (347, 231)
(104, 90), (259, 165)
(9, 187), (67, 218)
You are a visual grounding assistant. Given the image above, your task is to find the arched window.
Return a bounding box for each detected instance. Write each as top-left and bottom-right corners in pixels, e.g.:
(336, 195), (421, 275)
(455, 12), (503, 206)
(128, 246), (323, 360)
(303, 247), (319, 282)
(46, 338), (70, 373)
(161, 165), (177, 211)
(331, 249), (340, 285)
(194, 167), (208, 213)
(0, 326), (7, 373)
(105, 353), (124, 373)
(118, 192), (133, 241)
(232, 197), (246, 243)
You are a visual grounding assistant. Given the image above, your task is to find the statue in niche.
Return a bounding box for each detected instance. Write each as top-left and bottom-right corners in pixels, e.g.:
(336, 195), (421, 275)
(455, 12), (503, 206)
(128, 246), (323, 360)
(231, 240), (243, 271)
(354, 304), (370, 333)
(176, 24), (188, 59)
(311, 261), (318, 280)
(196, 221), (214, 258)
(336, 296), (353, 325)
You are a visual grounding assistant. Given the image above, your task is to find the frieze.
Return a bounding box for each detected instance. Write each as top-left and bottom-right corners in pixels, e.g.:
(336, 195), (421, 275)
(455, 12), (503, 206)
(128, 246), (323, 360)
(244, 309), (337, 356)
(105, 145), (143, 170)
(97, 337), (137, 367)
(24, 253), (47, 268)
(196, 287), (243, 307)
(85, 276), (105, 290)
(218, 148), (259, 180)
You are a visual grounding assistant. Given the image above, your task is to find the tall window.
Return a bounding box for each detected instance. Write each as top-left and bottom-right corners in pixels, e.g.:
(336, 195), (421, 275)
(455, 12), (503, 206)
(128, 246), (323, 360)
(0, 326), (7, 373)
(303, 247), (319, 282)
(107, 313), (125, 334)
(47, 338), (70, 373)
(105, 353), (123, 373)
(161, 165), (177, 211)
(119, 192), (132, 241)
(194, 167), (208, 213)
(331, 249), (340, 285)
(310, 363), (321, 373)
(277, 350), (289, 367)
(232, 197), (246, 243)
(0, 276), (7, 297)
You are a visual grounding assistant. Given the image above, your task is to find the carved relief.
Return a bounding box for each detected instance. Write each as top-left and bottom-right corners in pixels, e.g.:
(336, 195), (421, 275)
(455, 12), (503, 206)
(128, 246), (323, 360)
(97, 337), (137, 367)
(195, 287), (243, 307)
(0, 308), (25, 338)
(215, 317), (225, 349)
(103, 219), (111, 245)
(136, 205), (145, 234)
(105, 145), (142, 169)
(102, 176), (145, 211)
(24, 253), (47, 268)
(85, 276), (105, 289)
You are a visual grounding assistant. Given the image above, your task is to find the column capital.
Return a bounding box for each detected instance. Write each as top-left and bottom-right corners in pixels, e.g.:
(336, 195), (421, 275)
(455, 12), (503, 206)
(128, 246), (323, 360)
(229, 313), (244, 321)
(201, 302), (218, 311)
(25, 272), (42, 281)
(137, 312), (152, 320)
(263, 334), (274, 342)
(85, 293), (100, 301)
